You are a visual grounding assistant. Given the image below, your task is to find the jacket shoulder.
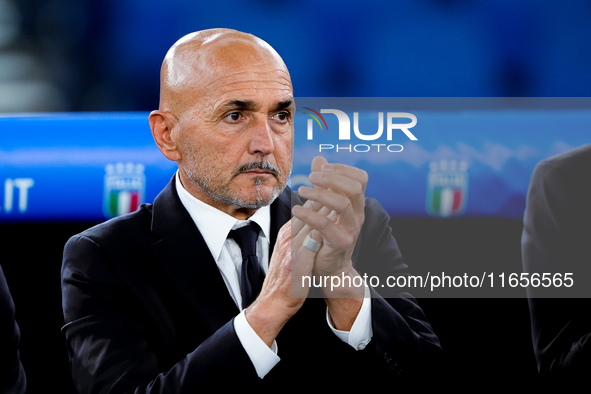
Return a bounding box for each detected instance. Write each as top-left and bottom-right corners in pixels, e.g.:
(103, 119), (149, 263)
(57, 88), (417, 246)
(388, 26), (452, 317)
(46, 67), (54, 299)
(535, 144), (591, 175)
(66, 203), (155, 254)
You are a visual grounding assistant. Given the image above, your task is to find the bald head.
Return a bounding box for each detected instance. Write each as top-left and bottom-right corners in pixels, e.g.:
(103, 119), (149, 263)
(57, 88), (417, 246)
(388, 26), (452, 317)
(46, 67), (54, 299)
(159, 28), (291, 115)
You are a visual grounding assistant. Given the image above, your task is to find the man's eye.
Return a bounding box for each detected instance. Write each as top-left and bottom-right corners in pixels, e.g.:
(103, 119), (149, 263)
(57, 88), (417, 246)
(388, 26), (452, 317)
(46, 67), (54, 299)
(274, 112), (290, 122)
(225, 112), (242, 122)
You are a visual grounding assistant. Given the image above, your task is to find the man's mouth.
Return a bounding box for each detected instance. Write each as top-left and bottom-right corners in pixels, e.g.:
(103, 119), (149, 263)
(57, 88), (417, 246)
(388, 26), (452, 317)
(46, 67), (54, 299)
(236, 162), (281, 177)
(242, 169), (273, 174)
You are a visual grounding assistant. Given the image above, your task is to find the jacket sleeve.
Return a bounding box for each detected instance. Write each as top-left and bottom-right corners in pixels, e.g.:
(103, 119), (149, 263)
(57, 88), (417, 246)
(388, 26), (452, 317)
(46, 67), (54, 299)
(61, 234), (259, 394)
(0, 264), (26, 394)
(522, 156), (591, 388)
(354, 198), (450, 384)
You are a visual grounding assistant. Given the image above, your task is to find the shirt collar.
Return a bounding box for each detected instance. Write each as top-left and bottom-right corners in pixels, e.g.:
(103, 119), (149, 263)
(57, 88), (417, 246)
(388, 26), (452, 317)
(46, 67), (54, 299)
(175, 171), (271, 262)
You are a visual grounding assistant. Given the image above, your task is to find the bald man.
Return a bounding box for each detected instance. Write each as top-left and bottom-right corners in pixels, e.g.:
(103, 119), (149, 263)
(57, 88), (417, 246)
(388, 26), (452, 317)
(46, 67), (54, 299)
(61, 29), (448, 393)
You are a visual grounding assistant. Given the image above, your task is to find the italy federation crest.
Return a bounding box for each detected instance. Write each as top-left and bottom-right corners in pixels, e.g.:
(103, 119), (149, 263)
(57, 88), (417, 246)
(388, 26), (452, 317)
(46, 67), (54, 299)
(103, 162), (145, 218)
(426, 160), (468, 217)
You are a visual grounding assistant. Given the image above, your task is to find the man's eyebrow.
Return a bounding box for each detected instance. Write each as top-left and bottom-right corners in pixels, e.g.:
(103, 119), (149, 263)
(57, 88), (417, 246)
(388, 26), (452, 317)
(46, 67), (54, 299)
(272, 99), (294, 111)
(221, 100), (258, 111)
(220, 99), (294, 112)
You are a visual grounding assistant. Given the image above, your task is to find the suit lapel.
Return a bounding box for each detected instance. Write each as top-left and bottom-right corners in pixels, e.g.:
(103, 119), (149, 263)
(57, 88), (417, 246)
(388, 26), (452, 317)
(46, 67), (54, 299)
(150, 177), (239, 332)
(269, 187), (295, 255)
(150, 178), (295, 333)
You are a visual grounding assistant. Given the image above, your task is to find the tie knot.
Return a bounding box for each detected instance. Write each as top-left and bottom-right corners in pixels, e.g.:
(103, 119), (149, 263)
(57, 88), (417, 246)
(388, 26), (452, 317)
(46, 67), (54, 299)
(228, 222), (260, 259)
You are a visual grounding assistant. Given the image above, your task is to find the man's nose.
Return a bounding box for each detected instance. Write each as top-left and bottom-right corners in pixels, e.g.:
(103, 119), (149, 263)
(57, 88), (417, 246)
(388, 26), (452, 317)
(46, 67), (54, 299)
(248, 118), (275, 156)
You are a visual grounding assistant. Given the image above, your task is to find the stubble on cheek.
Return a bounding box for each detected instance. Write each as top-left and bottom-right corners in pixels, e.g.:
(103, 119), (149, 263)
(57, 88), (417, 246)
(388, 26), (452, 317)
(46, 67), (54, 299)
(181, 145), (288, 209)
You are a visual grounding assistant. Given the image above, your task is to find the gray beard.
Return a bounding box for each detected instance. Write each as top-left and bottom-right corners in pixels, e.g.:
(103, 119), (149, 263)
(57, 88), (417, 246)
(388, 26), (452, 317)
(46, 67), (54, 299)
(183, 160), (287, 209)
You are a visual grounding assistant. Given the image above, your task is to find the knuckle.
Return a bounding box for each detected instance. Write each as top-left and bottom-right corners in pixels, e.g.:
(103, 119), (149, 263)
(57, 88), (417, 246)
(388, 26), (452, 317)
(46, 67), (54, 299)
(360, 170), (368, 183)
(318, 216), (331, 230)
(343, 180), (362, 197)
(340, 197), (353, 212)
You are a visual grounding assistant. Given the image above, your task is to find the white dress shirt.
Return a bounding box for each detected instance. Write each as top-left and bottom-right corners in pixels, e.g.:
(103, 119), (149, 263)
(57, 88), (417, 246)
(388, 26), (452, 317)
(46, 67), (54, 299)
(175, 172), (372, 378)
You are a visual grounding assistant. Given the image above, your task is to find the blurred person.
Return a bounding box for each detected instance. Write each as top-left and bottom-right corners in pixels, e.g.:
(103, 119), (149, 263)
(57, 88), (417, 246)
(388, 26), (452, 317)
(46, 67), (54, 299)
(61, 28), (448, 392)
(522, 144), (591, 390)
(0, 264), (26, 394)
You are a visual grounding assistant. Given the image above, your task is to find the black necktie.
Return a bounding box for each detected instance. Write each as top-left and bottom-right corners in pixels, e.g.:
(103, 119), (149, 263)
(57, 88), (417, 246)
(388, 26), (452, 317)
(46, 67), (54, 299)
(228, 222), (265, 309)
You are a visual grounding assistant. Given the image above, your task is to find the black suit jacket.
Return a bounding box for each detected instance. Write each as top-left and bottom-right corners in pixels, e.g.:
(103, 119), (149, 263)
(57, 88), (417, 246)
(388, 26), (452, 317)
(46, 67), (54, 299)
(522, 144), (591, 389)
(0, 264), (26, 394)
(62, 176), (448, 393)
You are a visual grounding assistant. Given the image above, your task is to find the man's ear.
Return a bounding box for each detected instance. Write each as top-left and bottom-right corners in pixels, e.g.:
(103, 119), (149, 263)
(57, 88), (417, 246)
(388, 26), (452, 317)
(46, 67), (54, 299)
(149, 110), (181, 161)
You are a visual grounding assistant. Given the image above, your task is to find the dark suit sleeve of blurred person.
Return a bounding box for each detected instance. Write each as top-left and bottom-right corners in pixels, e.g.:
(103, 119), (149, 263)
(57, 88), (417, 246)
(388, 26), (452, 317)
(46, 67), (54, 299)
(0, 265), (26, 394)
(522, 143), (591, 388)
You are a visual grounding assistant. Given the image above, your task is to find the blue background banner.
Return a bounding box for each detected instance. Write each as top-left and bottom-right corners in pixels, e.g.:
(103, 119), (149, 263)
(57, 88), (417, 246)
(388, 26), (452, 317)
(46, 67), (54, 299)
(0, 113), (175, 222)
(292, 98), (591, 219)
(1, 104), (589, 222)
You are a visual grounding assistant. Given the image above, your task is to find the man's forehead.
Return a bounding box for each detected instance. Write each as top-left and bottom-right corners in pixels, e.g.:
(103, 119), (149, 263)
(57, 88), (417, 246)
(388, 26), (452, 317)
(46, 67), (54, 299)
(207, 68), (292, 92)
(200, 67), (293, 110)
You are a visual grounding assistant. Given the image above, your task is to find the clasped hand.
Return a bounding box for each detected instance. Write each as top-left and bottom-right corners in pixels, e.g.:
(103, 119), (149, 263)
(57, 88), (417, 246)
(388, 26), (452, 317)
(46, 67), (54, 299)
(246, 157), (368, 341)
(292, 156), (367, 282)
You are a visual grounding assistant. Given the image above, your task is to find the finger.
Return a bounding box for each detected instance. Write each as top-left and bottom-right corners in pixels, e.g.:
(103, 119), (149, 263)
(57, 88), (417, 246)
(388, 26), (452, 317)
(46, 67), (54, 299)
(292, 204), (352, 249)
(315, 160), (368, 193)
(327, 209), (338, 223)
(309, 156), (331, 195)
(311, 156), (328, 173)
(316, 204), (332, 218)
(292, 202), (327, 251)
(293, 217), (324, 250)
(308, 171), (364, 200)
(292, 231), (319, 262)
(291, 224), (322, 297)
(307, 168), (366, 220)
(303, 197), (324, 213)
(297, 186), (356, 223)
(291, 199), (324, 235)
(302, 231), (323, 253)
